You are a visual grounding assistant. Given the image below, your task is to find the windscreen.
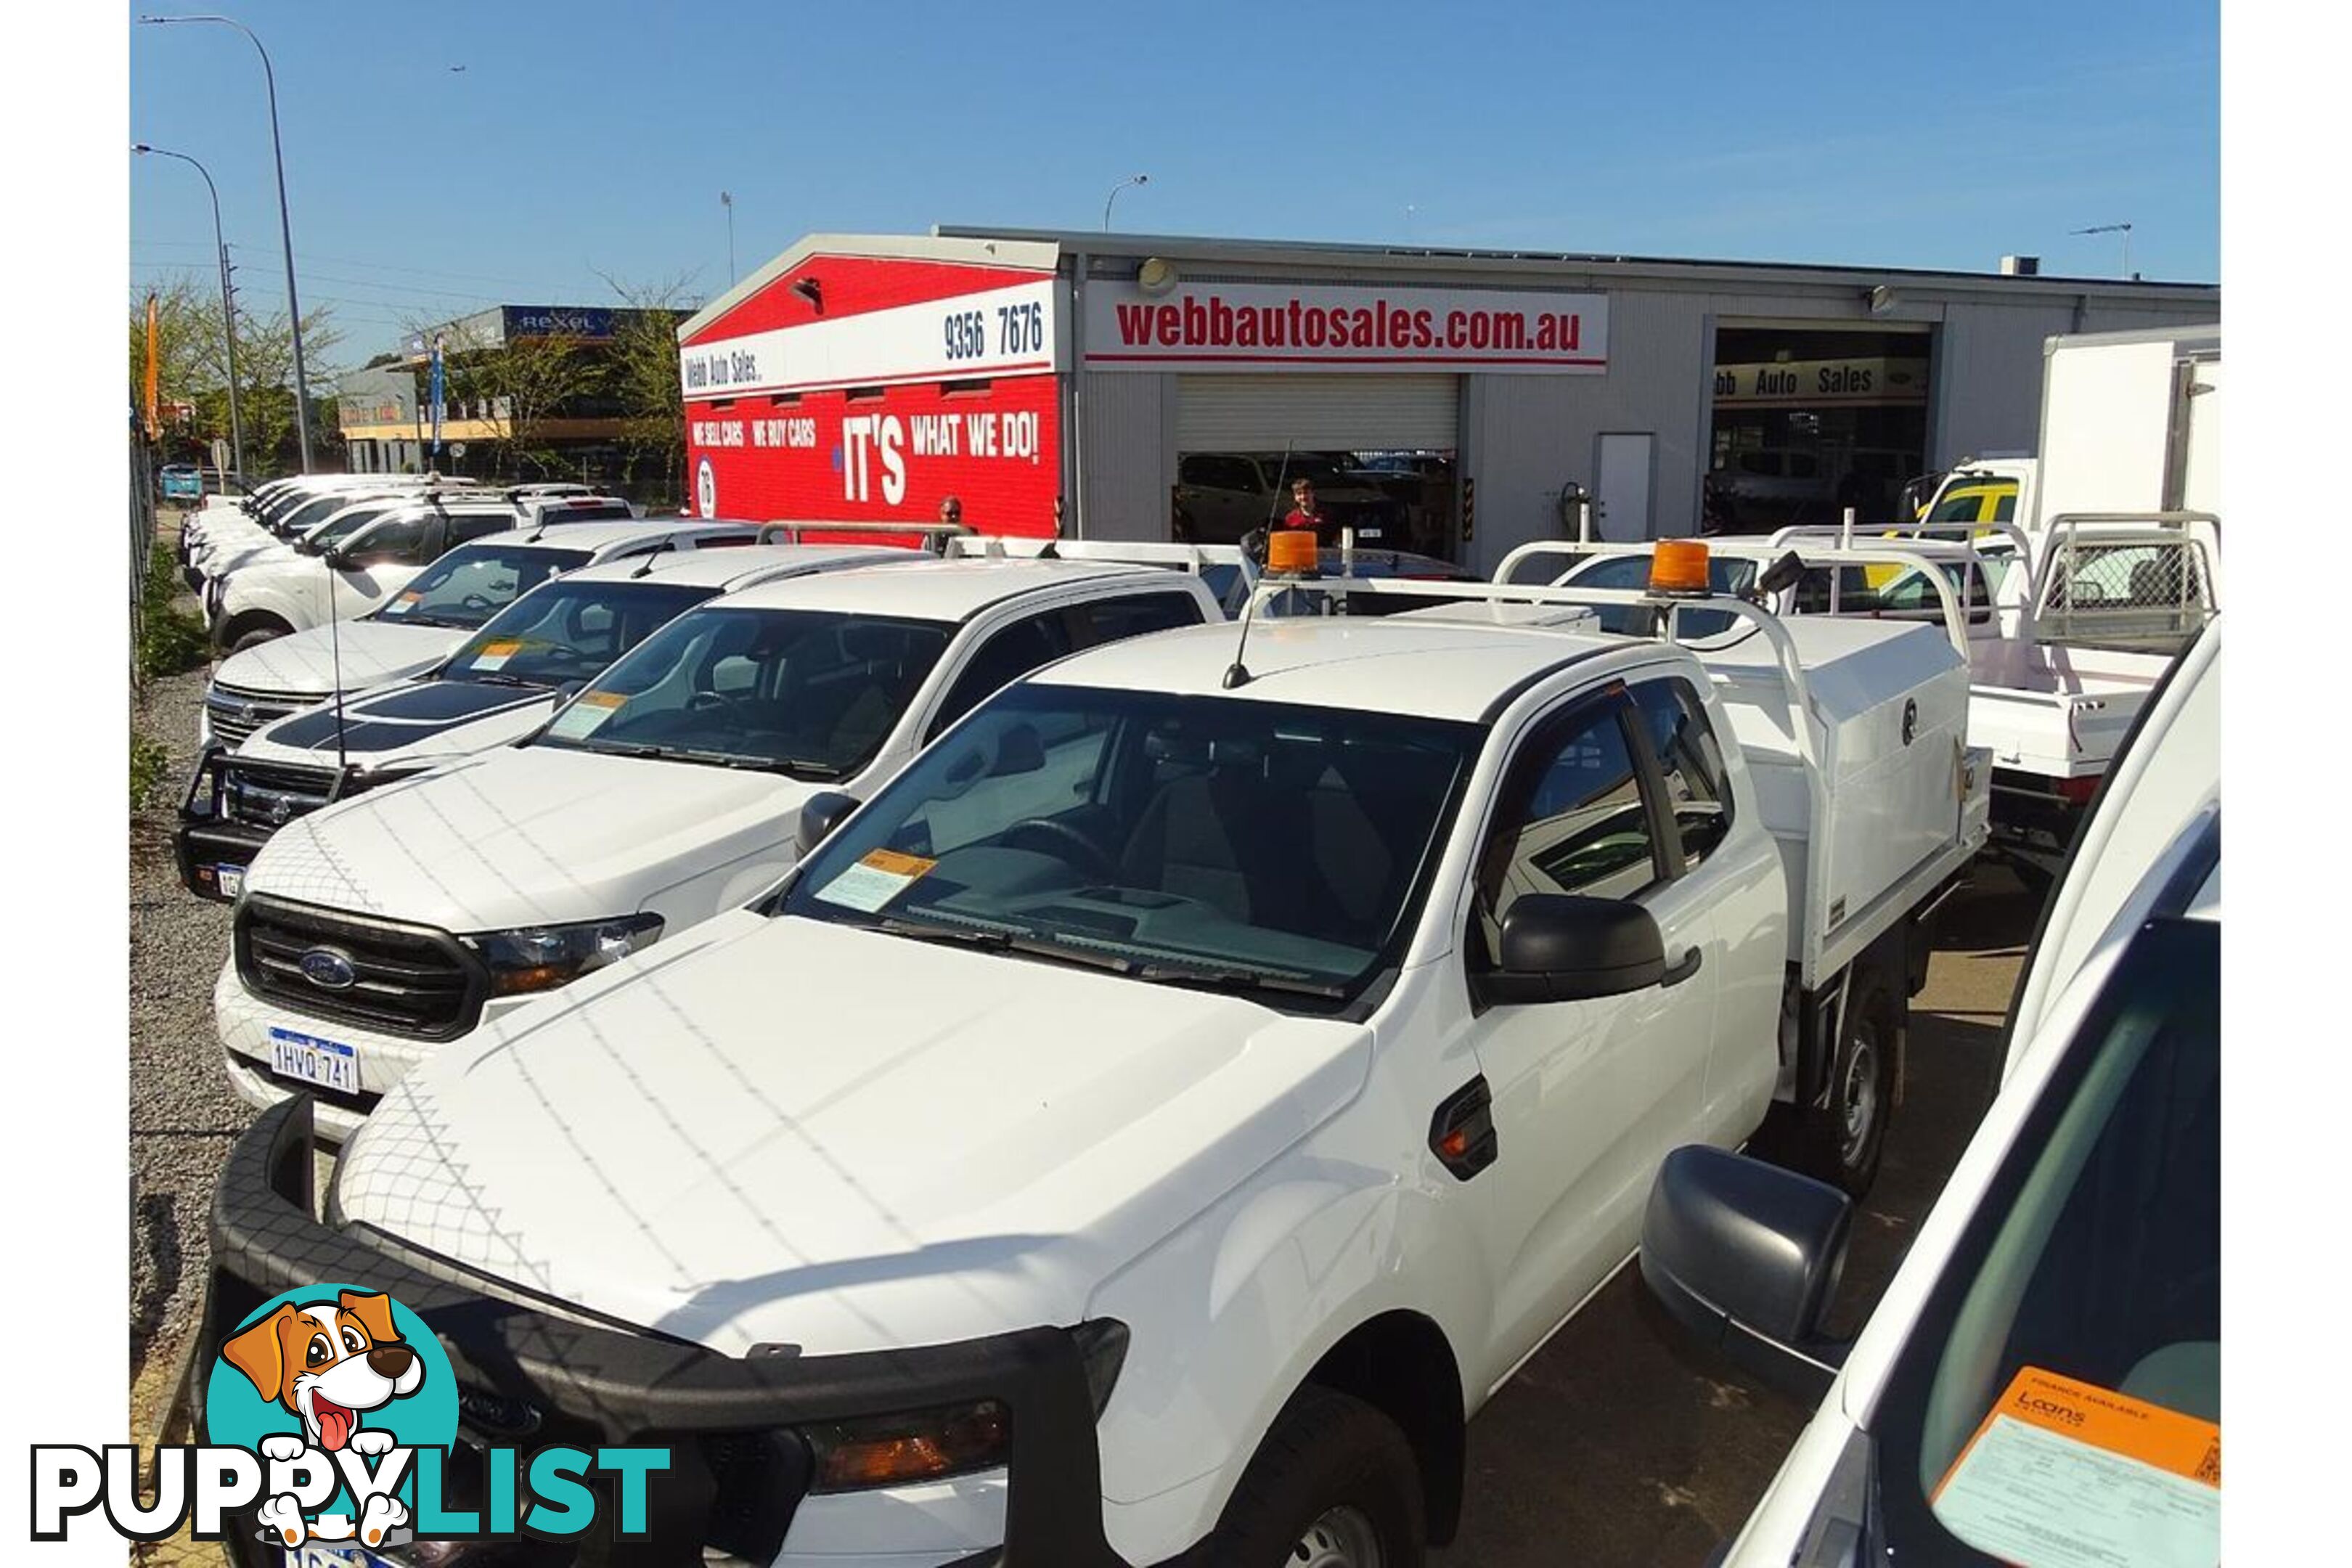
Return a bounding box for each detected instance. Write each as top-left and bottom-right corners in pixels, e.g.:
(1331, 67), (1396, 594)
(780, 683), (1482, 1005)
(1874, 916), (2218, 1564)
(439, 579), (716, 692)
(369, 544), (592, 630)
(532, 606), (953, 780)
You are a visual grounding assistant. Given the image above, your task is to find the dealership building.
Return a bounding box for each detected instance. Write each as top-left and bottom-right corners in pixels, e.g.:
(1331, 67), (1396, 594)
(675, 227), (2218, 573)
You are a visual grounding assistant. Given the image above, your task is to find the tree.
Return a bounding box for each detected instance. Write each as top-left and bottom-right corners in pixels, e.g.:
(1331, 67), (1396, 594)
(595, 271), (698, 506)
(129, 271), (343, 475)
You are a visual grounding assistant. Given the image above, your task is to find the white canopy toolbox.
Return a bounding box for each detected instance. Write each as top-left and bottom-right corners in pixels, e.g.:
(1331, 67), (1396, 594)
(1698, 616), (1989, 983)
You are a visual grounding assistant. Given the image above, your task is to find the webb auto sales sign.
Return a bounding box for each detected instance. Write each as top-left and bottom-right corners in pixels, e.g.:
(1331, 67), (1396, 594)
(1085, 280), (1609, 374)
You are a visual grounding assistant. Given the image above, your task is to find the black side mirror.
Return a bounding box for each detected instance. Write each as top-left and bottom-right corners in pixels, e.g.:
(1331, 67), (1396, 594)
(320, 546), (351, 571)
(1757, 550), (1807, 597)
(1471, 894), (1665, 1006)
(991, 723), (1045, 778)
(1639, 1146), (1852, 1400)
(796, 791), (860, 856)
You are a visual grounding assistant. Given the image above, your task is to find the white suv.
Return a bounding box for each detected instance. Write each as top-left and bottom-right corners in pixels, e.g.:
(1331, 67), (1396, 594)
(175, 543), (906, 902)
(197, 518), (763, 751)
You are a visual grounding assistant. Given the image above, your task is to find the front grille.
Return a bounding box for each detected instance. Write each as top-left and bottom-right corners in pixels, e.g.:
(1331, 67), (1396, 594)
(207, 679), (321, 748)
(236, 896), (486, 1040)
(219, 756), (342, 830)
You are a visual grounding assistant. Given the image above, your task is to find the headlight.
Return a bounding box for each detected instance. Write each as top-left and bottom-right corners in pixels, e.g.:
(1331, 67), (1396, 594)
(801, 1401), (1013, 1493)
(464, 912), (664, 997)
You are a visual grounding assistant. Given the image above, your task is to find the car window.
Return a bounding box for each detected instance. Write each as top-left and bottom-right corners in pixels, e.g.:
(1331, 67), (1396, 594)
(442, 580), (715, 690)
(542, 608), (955, 780)
(342, 513), (432, 567)
(927, 610), (1077, 738)
(780, 683), (1482, 1008)
(376, 544), (592, 630)
(1069, 592), (1205, 648)
(1630, 679), (1732, 870)
(1476, 698), (1659, 957)
(445, 510), (520, 546)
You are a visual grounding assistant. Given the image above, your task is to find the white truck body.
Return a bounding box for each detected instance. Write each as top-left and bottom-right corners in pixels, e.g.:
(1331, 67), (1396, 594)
(213, 557), (1226, 1139)
(216, 568), (1988, 1566)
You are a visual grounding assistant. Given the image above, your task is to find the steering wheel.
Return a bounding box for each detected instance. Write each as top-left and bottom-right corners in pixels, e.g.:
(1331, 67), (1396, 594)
(686, 689), (743, 713)
(458, 592), (497, 614)
(1003, 817), (1121, 881)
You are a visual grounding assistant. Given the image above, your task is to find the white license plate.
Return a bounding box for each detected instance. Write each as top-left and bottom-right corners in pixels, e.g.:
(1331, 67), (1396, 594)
(287, 1546), (397, 1568)
(269, 1027), (359, 1094)
(216, 864), (245, 899)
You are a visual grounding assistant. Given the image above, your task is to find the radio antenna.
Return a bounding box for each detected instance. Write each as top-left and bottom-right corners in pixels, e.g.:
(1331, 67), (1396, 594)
(1224, 440), (1299, 690)
(326, 546), (349, 777)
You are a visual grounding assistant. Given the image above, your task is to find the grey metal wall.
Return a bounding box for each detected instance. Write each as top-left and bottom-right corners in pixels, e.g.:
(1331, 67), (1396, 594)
(1077, 369), (1175, 542)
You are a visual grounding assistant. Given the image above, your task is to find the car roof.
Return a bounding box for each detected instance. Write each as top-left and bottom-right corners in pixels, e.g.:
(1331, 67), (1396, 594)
(1029, 614), (1621, 720)
(558, 543), (906, 590)
(709, 555), (1198, 621)
(458, 520), (757, 555)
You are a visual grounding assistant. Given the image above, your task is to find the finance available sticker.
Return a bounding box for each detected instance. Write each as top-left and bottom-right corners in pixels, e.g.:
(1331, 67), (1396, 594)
(1932, 1365), (2218, 1568)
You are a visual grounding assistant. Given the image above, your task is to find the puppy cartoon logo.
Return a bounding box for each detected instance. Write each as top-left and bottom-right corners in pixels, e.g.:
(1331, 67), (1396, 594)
(204, 1283), (459, 1552)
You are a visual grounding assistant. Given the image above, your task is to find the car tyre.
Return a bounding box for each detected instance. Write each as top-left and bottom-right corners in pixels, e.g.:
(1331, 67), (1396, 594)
(1755, 968), (1895, 1199)
(1192, 1384), (1424, 1568)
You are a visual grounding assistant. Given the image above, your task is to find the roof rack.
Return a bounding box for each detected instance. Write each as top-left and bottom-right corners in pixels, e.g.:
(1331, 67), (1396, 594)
(756, 520), (973, 553)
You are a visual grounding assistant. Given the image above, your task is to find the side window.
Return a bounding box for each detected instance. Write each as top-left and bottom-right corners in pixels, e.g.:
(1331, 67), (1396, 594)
(1630, 679), (1733, 870)
(346, 513), (432, 567)
(1476, 698), (1660, 952)
(1990, 489), (2018, 523)
(1070, 591), (1205, 648)
(926, 610), (1076, 738)
(446, 511), (517, 547)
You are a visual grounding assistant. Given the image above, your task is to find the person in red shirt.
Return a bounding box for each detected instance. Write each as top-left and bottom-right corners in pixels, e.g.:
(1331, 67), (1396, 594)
(1282, 478), (1330, 538)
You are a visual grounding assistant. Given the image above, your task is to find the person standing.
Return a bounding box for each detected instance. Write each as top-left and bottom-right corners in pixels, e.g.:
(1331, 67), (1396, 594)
(1282, 478), (1329, 537)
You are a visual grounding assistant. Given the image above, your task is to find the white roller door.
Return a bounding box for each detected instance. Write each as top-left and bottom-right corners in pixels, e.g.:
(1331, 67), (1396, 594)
(1176, 373), (1459, 451)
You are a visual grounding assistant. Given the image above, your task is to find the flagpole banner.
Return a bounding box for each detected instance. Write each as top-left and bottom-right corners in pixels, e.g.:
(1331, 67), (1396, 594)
(144, 294), (162, 440)
(428, 335), (446, 458)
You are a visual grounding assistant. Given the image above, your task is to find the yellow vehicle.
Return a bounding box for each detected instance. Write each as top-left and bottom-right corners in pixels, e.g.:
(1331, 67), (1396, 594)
(1916, 474), (2020, 526)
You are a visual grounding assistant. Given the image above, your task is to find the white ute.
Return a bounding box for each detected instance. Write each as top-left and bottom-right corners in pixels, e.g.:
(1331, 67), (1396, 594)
(213, 555), (1223, 1138)
(1641, 618), (2218, 1568)
(205, 552), (1989, 1567)
(197, 518), (761, 751)
(173, 542), (905, 902)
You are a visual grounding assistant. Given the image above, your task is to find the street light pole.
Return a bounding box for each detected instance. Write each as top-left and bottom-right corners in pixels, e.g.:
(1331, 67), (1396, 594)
(1103, 173), (1148, 231)
(138, 15), (315, 472)
(133, 143), (245, 480)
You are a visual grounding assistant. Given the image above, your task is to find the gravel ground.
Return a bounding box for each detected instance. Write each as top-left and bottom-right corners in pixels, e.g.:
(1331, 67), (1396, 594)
(128, 527), (248, 1449)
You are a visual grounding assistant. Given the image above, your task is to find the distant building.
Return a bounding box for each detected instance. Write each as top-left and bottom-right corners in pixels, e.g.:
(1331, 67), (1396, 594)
(338, 304), (679, 494)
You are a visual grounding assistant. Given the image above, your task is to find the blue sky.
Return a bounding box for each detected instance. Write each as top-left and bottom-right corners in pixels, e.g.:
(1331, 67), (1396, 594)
(127, 1), (2217, 369)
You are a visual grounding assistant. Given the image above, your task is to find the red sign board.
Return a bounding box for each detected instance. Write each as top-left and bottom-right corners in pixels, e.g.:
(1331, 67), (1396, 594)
(687, 375), (1061, 538)
(682, 253), (1065, 539)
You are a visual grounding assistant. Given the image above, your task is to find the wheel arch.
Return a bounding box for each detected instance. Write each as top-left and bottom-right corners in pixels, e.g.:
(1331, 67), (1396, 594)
(1299, 1307), (1469, 1543)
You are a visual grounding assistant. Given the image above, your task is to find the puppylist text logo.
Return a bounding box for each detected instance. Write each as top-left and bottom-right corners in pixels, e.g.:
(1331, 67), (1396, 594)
(30, 1283), (671, 1551)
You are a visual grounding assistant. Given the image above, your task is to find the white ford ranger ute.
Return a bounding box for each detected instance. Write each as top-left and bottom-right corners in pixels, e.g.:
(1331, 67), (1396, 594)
(211, 556), (1222, 1139)
(203, 552), (1989, 1567)
(174, 543), (904, 902)
(197, 518), (764, 751)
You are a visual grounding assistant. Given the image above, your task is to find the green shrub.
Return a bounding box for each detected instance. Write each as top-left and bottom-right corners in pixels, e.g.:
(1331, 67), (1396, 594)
(136, 543), (210, 682)
(131, 732), (171, 810)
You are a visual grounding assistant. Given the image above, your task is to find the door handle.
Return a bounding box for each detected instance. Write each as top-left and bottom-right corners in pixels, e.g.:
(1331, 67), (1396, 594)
(1659, 947), (1703, 988)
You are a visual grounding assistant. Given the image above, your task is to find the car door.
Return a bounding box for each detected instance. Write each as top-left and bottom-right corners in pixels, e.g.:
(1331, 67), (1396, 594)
(1451, 684), (1725, 1373)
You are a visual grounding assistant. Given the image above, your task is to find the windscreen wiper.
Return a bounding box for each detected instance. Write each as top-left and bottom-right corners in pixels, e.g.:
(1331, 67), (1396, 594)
(1128, 960), (1346, 999)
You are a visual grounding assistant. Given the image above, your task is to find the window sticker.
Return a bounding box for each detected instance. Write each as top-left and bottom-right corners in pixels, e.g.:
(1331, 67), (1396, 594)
(1932, 1365), (2218, 1568)
(471, 639), (523, 671)
(547, 690), (626, 740)
(813, 849), (939, 913)
(383, 590), (422, 616)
